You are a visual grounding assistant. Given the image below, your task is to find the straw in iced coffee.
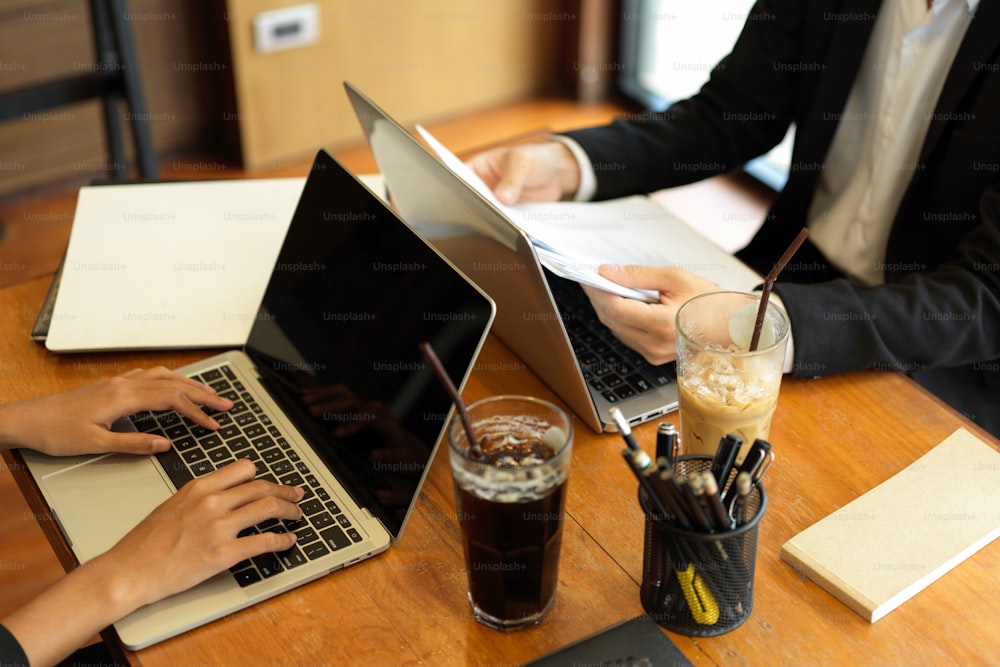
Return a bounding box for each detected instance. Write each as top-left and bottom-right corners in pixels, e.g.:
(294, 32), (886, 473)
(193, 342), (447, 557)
(748, 228), (809, 352)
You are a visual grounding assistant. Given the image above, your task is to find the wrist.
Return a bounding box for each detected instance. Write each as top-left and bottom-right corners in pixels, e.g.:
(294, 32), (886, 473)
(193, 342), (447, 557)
(76, 553), (149, 620)
(1, 553), (147, 667)
(549, 135), (595, 201)
(547, 137), (582, 200)
(0, 401), (28, 451)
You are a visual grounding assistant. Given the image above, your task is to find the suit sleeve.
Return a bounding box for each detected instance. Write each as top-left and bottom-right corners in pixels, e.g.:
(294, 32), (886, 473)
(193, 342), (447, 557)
(564, 0), (807, 200)
(774, 183), (1000, 376)
(0, 624), (29, 667)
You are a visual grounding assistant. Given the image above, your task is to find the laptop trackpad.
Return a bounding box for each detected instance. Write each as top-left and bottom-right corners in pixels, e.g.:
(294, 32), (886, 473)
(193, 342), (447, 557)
(40, 454), (172, 563)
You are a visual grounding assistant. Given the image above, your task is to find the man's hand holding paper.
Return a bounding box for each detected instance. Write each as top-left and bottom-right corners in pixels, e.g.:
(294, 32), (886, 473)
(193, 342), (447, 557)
(581, 264), (721, 365)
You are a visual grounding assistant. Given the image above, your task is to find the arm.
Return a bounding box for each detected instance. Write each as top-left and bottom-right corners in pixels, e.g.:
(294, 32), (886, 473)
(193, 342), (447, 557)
(565, 0), (808, 200)
(1, 460), (302, 667)
(467, 0), (809, 204)
(0, 367), (298, 666)
(0, 366), (232, 457)
(585, 185), (1000, 377)
(774, 186), (1000, 376)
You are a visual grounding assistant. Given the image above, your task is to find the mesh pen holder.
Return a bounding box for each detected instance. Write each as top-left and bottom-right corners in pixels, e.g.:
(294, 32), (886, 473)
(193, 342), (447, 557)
(639, 456), (766, 637)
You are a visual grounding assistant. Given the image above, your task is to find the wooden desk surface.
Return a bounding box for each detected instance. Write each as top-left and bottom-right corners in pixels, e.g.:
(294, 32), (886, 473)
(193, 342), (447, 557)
(3, 271), (999, 666)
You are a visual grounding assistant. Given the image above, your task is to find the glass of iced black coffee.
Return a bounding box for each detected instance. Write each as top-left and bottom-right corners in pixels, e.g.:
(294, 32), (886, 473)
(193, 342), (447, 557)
(448, 395), (573, 631)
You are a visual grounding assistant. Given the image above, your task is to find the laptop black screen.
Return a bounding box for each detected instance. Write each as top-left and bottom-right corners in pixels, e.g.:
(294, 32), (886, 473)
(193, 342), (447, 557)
(245, 150), (493, 539)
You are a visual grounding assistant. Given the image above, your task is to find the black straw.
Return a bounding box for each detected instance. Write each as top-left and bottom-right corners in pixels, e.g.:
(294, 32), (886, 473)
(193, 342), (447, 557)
(749, 227), (809, 351)
(419, 341), (482, 459)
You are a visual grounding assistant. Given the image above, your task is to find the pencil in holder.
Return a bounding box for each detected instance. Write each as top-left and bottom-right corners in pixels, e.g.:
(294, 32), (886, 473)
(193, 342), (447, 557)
(638, 455), (766, 636)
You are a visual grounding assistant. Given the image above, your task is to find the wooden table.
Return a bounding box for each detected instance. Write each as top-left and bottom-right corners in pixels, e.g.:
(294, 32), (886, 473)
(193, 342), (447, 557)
(3, 270), (999, 666)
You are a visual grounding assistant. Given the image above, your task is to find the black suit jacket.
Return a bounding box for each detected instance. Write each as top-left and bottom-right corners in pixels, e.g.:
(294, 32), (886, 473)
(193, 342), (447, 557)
(565, 0), (1000, 434)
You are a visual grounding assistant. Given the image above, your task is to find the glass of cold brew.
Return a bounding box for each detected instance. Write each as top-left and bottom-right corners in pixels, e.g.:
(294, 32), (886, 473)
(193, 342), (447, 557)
(447, 395), (573, 631)
(675, 291), (790, 460)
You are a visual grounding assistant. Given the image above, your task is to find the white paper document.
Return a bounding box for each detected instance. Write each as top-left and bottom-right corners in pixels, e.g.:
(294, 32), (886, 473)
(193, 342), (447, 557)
(416, 124), (755, 302)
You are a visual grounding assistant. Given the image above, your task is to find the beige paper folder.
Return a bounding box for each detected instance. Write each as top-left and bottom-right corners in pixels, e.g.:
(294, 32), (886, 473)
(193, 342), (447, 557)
(781, 428), (1000, 622)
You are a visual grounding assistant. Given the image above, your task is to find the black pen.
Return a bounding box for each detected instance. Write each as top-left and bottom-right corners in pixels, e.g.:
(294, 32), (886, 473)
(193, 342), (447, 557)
(687, 471), (718, 532)
(622, 449), (671, 520)
(749, 442), (774, 484)
(701, 471), (734, 531)
(652, 457), (683, 521)
(678, 473), (714, 533)
(656, 466), (694, 531)
(730, 471), (753, 526)
(712, 433), (743, 490)
(724, 439), (773, 504)
(692, 472), (733, 567)
(612, 408), (676, 521)
(656, 422), (678, 467)
(610, 407), (653, 470)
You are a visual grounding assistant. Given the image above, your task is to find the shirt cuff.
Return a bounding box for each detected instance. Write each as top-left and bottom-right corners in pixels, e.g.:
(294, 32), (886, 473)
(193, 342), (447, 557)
(550, 135), (596, 202)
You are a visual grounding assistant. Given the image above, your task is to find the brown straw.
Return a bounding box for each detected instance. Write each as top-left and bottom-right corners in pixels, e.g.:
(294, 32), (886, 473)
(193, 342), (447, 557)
(748, 227), (810, 352)
(418, 340), (483, 459)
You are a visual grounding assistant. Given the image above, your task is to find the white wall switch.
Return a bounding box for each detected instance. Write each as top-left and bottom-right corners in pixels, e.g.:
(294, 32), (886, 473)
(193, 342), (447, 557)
(252, 3), (320, 54)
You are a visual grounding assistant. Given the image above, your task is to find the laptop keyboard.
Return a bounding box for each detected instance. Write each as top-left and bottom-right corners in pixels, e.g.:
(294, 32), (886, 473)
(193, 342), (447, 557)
(131, 364), (364, 587)
(548, 274), (675, 404)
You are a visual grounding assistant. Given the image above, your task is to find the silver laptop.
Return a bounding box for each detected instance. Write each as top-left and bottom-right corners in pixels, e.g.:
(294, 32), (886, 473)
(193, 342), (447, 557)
(344, 82), (761, 433)
(20, 150), (495, 650)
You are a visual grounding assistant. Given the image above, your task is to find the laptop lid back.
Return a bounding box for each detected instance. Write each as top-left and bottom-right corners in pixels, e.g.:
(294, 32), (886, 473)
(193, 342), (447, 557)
(343, 81), (606, 433)
(245, 150), (495, 539)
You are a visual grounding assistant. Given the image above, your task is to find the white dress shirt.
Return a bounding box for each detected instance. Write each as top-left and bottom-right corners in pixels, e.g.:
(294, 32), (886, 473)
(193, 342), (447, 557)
(808, 0), (978, 285)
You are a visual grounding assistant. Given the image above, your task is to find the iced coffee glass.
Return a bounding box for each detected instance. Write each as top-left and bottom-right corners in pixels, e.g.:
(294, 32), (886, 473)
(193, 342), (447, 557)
(675, 291), (790, 459)
(448, 395), (573, 631)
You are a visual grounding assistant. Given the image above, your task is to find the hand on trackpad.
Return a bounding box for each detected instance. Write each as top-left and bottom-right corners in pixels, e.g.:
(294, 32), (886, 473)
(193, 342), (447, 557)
(38, 454), (172, 563)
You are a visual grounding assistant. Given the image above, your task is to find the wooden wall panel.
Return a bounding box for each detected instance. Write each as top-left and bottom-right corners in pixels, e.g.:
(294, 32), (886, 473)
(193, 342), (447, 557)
(0, 0), (578, 193)
(224, 0), (570, 170)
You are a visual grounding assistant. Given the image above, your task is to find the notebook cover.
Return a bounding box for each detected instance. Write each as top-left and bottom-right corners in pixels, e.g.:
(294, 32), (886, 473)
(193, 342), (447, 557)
(44, 178), (304, 352)
(35, 175), (388, 348)
(521, 615), (692, 666)
(781, 428), (1000, 622)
